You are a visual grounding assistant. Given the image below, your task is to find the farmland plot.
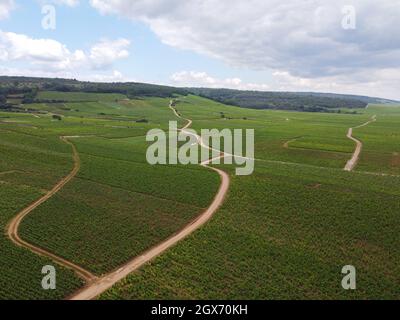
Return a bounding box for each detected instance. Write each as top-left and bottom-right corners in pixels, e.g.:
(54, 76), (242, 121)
(0, 129), (83, 299)
(100, 161), (400, 300)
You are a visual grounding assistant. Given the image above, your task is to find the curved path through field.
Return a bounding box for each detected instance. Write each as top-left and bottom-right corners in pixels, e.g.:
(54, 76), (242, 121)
(6, 136), (97, 282)
(344, 115), (377, 171)
(69, 100), (231, 300)
(283, 136), (303, 149)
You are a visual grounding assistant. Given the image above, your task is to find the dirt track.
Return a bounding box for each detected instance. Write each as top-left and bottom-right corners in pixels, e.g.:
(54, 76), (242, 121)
(283, 136), (303, 149)
(0, 170), (18, 176)
(6, 136), (97, 282)
(69, 100), (231, 300)
(344, 115), (377, 171)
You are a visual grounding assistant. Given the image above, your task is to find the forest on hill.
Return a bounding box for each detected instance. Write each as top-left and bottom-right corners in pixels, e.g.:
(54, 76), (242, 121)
(189, 88), (397, 112)
(0, 76), (396, 113)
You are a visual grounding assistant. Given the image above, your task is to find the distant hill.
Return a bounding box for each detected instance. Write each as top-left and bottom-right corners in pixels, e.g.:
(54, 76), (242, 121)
(0, 76), (397, 113)
(188, 88), (398, 113)
(0, 76), (188, 101)
(294, 91), (398, 105)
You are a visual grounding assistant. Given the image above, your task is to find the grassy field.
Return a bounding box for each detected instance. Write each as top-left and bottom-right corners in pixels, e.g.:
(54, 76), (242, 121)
(19, 134), (219, 274)
(99, 96), (400, 300)
(0, 128), (83, 299)
(2, 96), (219, 285)
(1, 92), (399, 299)
(100, 162), (400, 299)
(355, 104), (400, 174)
(37, 91), (127, 102)
(179, 96), (369, 166)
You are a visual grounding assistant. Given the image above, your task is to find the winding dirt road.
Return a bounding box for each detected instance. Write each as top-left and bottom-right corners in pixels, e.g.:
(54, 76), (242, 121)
(69, 100), (230, 300)
(283, 136), (303, 149)
(6, 136), (97, 282)
(0, 170), (18, 176)
(344, 115), (377, 172)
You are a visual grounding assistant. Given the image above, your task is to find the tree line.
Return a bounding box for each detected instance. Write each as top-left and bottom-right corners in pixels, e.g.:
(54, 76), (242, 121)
(189, 88), (369, 112)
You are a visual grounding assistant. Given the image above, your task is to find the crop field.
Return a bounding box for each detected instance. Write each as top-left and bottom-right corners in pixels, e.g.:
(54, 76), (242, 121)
(355, 104), (400, 175)
(0, 128), (83, 299)
(3, 0), (400, 305)
(37, 91), (127, 102)
(1, 91), (399, 300)
(100, 161), (400, 300)
(19, 135), (220, 274)
(99, 98), (400, 300)
(173, 95), (371, 169)
(1, 94), (219, 291)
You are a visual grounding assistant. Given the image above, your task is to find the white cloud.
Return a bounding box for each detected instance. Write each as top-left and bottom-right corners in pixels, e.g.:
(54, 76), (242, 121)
(89, 0), (400, 75)
(0, 31), (74, 63)
(89, 38), (130, 69)
(171, 71), (271, 91)
(0, 0), (15, 19)
(172, 71), (218, 86)
(270, 69), (400, 100)
(90, 0), (400, 99)
(56, 0), (79, 6)
(37, 0), (80, 7)
(0, 65), (129, 83)
(0, 30), (130, 73)
(171, 69), (400, 100)
(86, 70), (126, 82)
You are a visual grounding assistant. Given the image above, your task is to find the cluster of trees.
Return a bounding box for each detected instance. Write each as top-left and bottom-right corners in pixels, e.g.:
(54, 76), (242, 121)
(21, 89), (38, 103)
(0, 76), (188, 101)
(0, 88), (13, 110)
(189, 88), (370, 112)
(40, 82), (189, 98)
(0, 83), (38, 110)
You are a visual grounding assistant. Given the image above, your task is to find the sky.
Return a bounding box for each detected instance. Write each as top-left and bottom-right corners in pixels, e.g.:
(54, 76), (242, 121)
(0, 0), (400, 100)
